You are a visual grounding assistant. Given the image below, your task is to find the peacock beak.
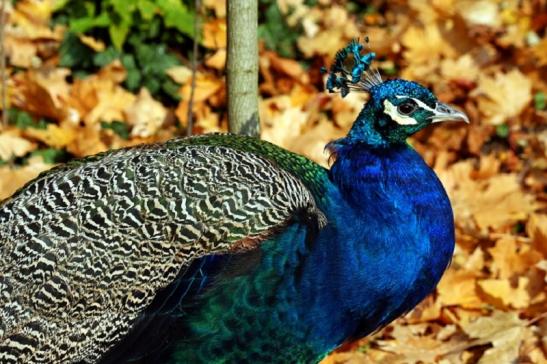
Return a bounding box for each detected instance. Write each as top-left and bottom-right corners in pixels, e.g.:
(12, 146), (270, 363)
(430, 102), (470, 124)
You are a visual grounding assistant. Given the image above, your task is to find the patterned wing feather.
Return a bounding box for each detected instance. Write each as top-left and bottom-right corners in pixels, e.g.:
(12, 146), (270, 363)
(0, 137), (325, 363)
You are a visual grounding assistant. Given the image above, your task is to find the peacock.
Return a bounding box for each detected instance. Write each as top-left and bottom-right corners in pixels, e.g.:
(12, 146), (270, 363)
(0, 40), (468, 363)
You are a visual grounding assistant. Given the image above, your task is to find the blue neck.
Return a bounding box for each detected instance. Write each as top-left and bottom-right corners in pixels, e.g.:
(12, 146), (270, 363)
(346, 104), (389, 147)
(296, 140), (455, 350)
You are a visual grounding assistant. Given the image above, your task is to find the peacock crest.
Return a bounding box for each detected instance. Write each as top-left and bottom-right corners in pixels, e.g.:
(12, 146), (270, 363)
(322, 38), (382, 97)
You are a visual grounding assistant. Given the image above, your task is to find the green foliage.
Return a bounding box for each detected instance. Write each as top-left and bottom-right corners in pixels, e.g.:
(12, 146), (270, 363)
(31, 148), (72, 164)
(258, 0), (301, 58)
(101, 120), (130, 140)
(91, 40), (182, 100)
(54, 0), (194, 50)
(54, 0), (195, 103)
(534, 91), (546, 110)
(495, 124), (509, 139)
(8, 109), (49, 130)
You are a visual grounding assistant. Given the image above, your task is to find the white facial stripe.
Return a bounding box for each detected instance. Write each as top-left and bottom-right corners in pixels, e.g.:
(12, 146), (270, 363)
(383, 99), (418, 125)
(395, 95), (439, 114)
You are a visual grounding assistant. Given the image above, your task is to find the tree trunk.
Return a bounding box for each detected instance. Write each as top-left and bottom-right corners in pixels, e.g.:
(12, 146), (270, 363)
(226, 0), (259, 137)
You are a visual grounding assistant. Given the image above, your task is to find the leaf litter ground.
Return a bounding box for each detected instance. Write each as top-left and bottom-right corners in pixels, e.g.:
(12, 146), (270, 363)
(0, 1), (545, 363)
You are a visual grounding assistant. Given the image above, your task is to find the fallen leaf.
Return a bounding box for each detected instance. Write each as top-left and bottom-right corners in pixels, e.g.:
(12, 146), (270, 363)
(438, 160), (538, 232)
(23, 123), (77, 148)
(166, 66), (192, 84)
(437, 268), (483, 308)
(477, 277), (530, 308)
(488, 236), (543, 279)
(0, 132), (37, 160)
(460, 311), (527, 364)
(527, 214), (547, 256)
(205, 48), (226, 70)
(79, 34), (106, 52)
(457, 0), (502, 27)
(125, 88), (167, 138)
(440, 54), (480, 82)
(202, 18), (226, 49)
(0, 156), (52, 200)
(472, 69), (532, 125)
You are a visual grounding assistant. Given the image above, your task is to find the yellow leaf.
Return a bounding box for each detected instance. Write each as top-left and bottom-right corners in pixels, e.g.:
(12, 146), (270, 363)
(472, 69), (532, 125)
(437, 160), (538, 232)
(166, 66), (192, 84)
(0, 132), (37, 160)
(297, 6), (358, 57)
(437, 268), (483, 308)
(440, 54), (480, 82)
(0, 156), (52, 200)
(460, 311), (527, 364)
(488, 236), (542, 279)
(79, 34), (106, 52)
(477, 277), (530, 308)
(24, 123), (76, 148)
(205, 49), (226, 70)
(202, 0), (226, 17)
(125, 88), (167, 138)
(527, 214), (547, 257)
(202, 19), (226, 49)
(457, 0), (501, 27)
(401, 24), (457, 64)
(12, 68), (71, 121)
(178, 74), (223, 103)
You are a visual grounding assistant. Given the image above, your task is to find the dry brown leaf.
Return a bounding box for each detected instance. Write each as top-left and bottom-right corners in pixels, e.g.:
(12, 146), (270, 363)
(97, 60), (127, 84)
(375, 323), (466, 364)
(437, 268), (483, 308)
(5, 38), (40, 68)
(401, 24), (457, 64)
(488, 236), (543, 279)
(166, 66), (192, 84)
(532, 37), (547, 66)
(9, 0), (61, 40)
(440, 54), (480, 82)
(202, 18), (226, 49)
(0, 132), (37, 160)
(297, 6), (358, 57)
(477, 277), (530, 309)
(438, 160), (538, 232)
(125, 88), (167, 138)
(178, 73), (223, 103)
(0, 156), (52, 200)
(527, 214), (547, 257)
(261, 95), (309, 150)
(23, 123), (77, 148)
(64, 62), (135, 126)
(79, 34), (106, 52)
(202, 0), (226, 18)
(205, 49), (226, 70)
(460, 311), (527, 364)
(66, 126), (108, 158)
(84, 85), (136, 126)
(11, 68), (70, 120)
(472, 69), (532, 125)
(456, 0), (501, 27)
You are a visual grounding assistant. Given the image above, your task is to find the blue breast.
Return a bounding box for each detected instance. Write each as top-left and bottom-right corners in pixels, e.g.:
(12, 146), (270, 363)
(294, 142), (455, 349)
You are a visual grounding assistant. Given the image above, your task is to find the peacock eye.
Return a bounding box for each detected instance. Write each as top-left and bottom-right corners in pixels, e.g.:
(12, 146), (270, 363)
(397, 100), (417, 115)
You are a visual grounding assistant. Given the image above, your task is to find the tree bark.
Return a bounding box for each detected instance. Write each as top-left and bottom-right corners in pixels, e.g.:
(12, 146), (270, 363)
(226, 0), (259, 137)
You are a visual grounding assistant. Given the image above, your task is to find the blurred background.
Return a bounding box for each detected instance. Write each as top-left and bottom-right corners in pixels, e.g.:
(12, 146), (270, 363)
(0, 0), (545, 362)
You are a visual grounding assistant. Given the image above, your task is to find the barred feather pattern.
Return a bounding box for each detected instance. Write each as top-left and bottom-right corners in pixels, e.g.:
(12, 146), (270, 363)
(0, 141), (324, 363)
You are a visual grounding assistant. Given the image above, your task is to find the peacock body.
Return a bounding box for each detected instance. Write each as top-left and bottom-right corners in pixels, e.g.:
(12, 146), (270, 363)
(0, 41), (468, 363)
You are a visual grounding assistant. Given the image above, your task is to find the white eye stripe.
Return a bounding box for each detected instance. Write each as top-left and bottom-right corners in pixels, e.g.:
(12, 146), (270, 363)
(395, 95), (438, 114)
(383, 99), (418, 125)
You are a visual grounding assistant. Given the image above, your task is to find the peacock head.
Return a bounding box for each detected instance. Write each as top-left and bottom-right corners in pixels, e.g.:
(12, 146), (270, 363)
(323, 39), (469, 147)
